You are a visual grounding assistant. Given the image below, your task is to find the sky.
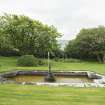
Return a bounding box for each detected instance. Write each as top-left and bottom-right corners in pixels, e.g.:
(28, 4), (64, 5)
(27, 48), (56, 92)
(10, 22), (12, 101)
(0, 0), (105, 40)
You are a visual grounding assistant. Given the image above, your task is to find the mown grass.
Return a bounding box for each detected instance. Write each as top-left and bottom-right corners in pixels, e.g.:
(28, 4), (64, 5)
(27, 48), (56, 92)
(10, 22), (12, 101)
(0, 84), (105, 105)
(0, 56), (105, 105)
(0, 56), (105, 74)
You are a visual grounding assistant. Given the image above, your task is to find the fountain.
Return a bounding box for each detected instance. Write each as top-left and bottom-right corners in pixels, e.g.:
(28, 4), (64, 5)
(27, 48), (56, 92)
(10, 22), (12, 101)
(0, 52), (104, 87)
(44, 52), (56, 82)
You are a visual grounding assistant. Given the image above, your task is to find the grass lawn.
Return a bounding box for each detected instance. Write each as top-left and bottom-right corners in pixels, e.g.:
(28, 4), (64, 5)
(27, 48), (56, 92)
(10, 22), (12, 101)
(0, 84), (105, 105)
(0, 56), (105, 105)
(0, 56), (105, 74)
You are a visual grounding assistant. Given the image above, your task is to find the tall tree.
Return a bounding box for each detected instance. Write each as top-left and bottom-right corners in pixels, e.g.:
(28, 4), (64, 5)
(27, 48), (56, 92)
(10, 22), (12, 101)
(0, 14), (61, 57)
(76, 26), (105, 63)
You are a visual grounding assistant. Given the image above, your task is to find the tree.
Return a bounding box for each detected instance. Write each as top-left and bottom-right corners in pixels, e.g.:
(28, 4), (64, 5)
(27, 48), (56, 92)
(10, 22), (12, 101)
(0, 14), (61, 57)
(65, 40), (81, 59)
(75, 26), (105, 63)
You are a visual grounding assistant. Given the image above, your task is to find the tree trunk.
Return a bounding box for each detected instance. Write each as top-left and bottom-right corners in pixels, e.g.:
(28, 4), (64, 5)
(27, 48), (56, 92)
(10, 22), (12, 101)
(97, 54), (102, 63)
(102, 54), (105, 63)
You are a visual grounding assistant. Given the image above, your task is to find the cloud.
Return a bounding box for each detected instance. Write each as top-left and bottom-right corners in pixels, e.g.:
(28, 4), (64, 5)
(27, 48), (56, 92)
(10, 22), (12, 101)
(0, 0), (105, 40)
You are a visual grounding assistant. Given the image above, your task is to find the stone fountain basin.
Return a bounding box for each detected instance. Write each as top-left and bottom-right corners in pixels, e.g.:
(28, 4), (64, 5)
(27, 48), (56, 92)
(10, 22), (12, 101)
(0, 70), (105, 87)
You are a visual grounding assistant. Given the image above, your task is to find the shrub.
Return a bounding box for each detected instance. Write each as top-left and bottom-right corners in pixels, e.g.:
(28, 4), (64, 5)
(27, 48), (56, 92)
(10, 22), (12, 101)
(54, 58), (82, 63)
(37, 59), (46, 65)
(63, 58), (82, 63)
(17, 55), (38, 67)
(0, 48), (20, 56)
(54, 57), (59, 62)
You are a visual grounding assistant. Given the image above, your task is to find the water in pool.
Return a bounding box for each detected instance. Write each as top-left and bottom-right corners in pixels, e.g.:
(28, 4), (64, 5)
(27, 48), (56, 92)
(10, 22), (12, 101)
(8, 75), (93, 83)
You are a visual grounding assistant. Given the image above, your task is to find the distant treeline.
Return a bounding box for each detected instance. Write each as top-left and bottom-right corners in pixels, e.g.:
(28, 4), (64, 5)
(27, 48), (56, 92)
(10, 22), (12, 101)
(65, 26), (105, 63)
(0, 14), (105, 63)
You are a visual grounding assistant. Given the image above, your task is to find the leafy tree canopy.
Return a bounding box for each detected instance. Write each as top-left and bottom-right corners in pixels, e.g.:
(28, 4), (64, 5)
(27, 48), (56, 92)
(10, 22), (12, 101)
(65, 26), (105, 63)
(0, 14), (61, 57)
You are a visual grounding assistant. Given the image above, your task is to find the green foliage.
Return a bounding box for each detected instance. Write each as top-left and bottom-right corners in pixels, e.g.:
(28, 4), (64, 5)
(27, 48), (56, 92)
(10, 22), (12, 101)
(0, 14), (61, 57)
(76, 26), (105, 63)
(63, 58), (82, 63)
(65, 40), (81, 59)
(17, 55), (38, 67)
(54, 58), (82, 63)
(65, 26), (105, 63)
(37, 59), (46, 65)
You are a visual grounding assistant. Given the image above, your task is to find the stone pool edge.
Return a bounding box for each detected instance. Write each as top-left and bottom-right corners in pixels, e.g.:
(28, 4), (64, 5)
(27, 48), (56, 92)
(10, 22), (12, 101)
(0, 70), (105, 87)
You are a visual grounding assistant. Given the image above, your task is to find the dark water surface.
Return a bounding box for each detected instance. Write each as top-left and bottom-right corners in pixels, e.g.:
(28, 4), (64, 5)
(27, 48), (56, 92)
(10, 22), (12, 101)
(8, 75), (93, 83)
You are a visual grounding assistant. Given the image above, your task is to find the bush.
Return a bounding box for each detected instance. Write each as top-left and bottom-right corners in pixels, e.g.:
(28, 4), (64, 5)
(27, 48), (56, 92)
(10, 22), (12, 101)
(37, 59), (46, 65)
(17, 55), (38, 67)
(63, 58), (82, 63)
(0, 48), (20, 56)
(54, 58), (82, 63)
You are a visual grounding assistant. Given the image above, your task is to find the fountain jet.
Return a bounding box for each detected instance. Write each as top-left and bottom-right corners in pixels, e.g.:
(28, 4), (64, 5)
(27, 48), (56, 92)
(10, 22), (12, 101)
(44, 52), (56, 82)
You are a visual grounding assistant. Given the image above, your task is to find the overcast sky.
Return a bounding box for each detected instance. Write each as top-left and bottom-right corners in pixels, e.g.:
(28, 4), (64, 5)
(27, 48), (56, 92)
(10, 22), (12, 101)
(0, 0), (105, 40)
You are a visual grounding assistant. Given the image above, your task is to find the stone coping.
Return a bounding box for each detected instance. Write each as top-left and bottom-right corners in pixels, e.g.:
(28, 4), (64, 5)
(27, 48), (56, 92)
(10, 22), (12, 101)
(0, 70), (101, 78)
(0, 82), (105, 87)
(0, 70), (105, 87)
